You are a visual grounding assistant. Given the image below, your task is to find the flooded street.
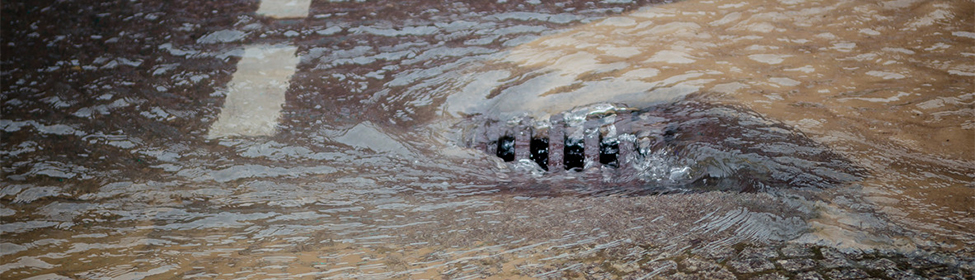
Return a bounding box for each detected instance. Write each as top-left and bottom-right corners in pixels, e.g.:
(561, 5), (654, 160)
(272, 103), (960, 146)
(2, 0), (973, 279)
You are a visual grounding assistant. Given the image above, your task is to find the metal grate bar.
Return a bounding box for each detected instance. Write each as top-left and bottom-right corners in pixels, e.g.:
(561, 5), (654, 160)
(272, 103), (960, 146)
(584, 116), (600, 169)
(547, 114), (564, 171)
(515, 117), (532, 161)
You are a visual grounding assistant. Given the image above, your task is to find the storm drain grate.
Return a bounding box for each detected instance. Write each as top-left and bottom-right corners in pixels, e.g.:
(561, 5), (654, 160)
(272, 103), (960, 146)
(459, 101), (865, 194)
(470, 108), (661, 172)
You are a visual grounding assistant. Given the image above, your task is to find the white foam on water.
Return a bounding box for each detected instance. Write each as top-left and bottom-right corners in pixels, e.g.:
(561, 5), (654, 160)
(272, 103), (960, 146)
(208, 45), (298, 138)
(156, 212), (278, 230)
(0, 243), (28, 256)
(256, 0), (311, 19)
(646, 50), (697, 64)
(598, 46), (643, 58)
(631, 7), (678, 18)
(915, 93), (975, 110)
(882, 47), (915, 54)
(1, 120), (86, 136)
(865, 70), (906, 80)
(831, 42), (857, 52)
(176, 164), (338, 183)
(196, 30), (248, 44)
(711, 82), (749, 94)
(717, 2), (748, 9)
(489, 11), (587, 24)
(0, 257), (55, 275)
(0, 221), (62, 235)
(785, 65), (816, 73)
(103, 265), (176, 280)
(859, 28), (881, 35)
(23, 273), (72, 280)
(952, 31), (975, 39)
(0, 207), (15, 217)
(597, 16), (637, 26)
(881, 0), (922, 9)
(906, 7), (952, 29)
(840, 91), (912, 103)
(748, 54), (791, 64)
(315, 26), (343, 36)
(620, 68), (660, 79)
(14, 186), (65, 203)
(237, 141), (342, 161)
(352, 25), (440, 37)
(947, 70), (975, 76)
(638, 22), (703, 37)
(769, 77), (801, 87)
(709, 12), (742, 26)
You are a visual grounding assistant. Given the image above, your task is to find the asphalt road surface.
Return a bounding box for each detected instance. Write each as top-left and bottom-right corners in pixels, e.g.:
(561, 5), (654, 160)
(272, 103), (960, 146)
(2, 0), (973, 278)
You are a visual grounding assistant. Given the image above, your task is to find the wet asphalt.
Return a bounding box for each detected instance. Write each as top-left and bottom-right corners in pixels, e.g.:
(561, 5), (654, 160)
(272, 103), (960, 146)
(2, 0), (974, 279)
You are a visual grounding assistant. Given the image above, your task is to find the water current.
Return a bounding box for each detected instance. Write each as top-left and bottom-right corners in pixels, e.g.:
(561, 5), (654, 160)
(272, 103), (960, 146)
(1, 0), (972, 278)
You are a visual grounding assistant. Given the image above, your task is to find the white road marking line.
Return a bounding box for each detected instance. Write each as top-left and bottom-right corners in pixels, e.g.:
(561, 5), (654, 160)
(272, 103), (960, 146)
(207, 45), (298, 139)
(256, 0), (312, 19)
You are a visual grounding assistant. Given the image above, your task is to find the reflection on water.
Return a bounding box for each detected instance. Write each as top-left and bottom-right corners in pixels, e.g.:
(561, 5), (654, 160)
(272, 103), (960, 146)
(2, 0), (973, 278)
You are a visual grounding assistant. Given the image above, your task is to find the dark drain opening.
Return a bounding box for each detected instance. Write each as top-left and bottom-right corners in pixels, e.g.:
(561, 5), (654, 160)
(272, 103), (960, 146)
(530, 137), (549, 171)
(600, 138), (619, 168)
(471, 110), (636, 172)
(564, 138), (585, 171)
(496, 135), (515, 162)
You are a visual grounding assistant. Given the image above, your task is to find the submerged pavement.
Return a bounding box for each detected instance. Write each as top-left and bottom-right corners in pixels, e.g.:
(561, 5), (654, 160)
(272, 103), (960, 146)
(2, 0), (973, 278)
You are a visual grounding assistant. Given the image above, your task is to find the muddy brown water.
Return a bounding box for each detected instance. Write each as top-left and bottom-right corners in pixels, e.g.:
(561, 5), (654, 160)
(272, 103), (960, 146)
(2, 0), (973, 278)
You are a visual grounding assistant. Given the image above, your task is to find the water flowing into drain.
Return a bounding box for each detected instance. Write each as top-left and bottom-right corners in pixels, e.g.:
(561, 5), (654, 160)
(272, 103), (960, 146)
(480, 109), (636, 172)
(457, 101), (865, 194)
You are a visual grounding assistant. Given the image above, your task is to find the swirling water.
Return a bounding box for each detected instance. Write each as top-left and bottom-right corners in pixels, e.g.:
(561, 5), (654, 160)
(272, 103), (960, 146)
(1, 0), (972, 278)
